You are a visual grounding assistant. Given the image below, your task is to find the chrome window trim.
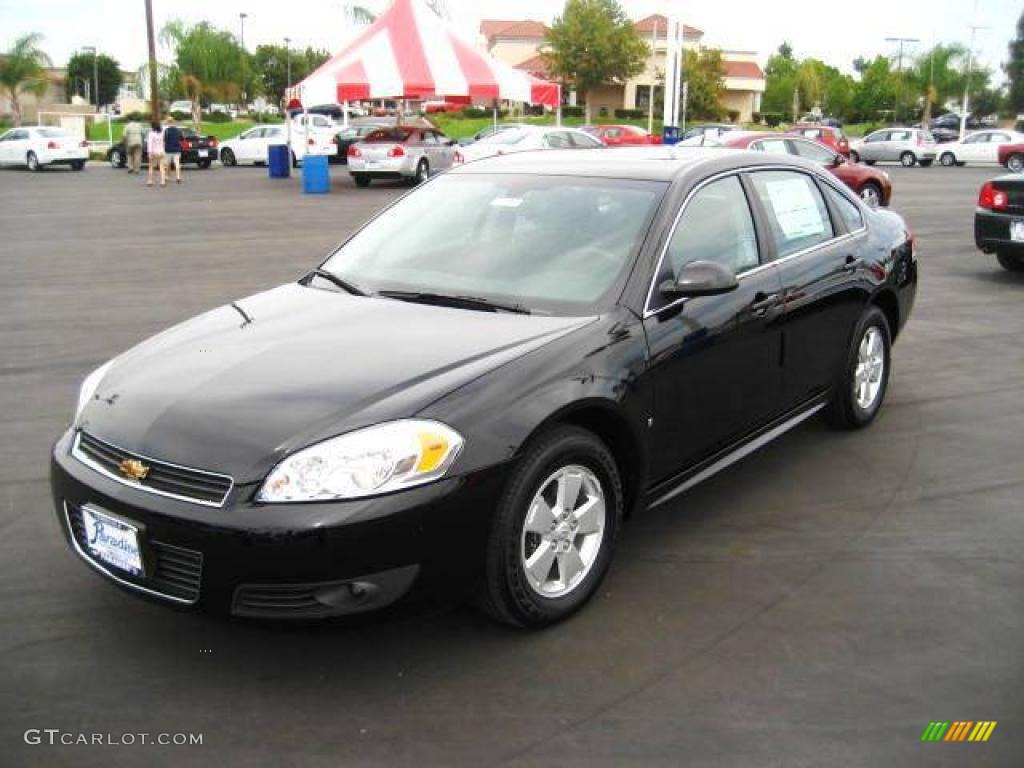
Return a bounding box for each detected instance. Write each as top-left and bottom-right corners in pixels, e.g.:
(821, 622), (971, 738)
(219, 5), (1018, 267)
(71, 431), (234, 509)
(643, 164), (860, 319)
(63, 502), (198, 605)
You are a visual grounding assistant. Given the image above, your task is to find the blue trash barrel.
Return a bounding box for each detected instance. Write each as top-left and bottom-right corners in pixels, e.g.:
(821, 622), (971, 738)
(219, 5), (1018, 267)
(302, 154), (330, 194)
(268, 144), (290, 178)
(662, 126), (681, 145)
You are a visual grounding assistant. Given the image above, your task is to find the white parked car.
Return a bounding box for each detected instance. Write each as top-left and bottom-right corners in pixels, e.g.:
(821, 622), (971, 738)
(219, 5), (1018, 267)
(455, 126), (604, 164)
(0, 126), (89, 171)
(220, 122), (336, 167)
(936, 130), (1024, 167)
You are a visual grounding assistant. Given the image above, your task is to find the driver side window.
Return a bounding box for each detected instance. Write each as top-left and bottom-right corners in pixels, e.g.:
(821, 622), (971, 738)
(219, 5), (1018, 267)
(664, 176), (760, 280)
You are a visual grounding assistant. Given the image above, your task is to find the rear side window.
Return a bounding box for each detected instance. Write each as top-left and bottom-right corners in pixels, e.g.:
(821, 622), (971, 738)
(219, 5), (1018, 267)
(545, 132), (572, 148)
(664, 176), (760, 278)
(790, 139), (836, 164)
(365, 129), (412, 143)
(822, 184), (864, 232)
(569, 132), (603, 148)
(754, 138), (790, 154)
(749, 171), (835, 259)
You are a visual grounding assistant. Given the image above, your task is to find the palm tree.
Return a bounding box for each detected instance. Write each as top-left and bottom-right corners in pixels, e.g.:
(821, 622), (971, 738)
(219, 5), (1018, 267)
(0, 33), (52, 126)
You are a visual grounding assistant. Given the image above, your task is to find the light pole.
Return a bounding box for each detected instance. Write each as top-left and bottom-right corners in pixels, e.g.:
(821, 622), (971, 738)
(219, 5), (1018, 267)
(239, 12), (248, 110)
(284, 36), (292, 103)
(885, 37), (919, 124)
(82, 45), (99, 110)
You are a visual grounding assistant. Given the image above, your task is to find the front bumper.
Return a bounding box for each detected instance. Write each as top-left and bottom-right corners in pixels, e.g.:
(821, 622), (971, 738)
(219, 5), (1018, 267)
(975, 208), (1024, 254)
(51, 429), (507, 618)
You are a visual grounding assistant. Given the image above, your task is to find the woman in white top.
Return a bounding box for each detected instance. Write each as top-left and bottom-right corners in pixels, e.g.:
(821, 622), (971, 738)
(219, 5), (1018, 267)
(146, 121), (166, 187)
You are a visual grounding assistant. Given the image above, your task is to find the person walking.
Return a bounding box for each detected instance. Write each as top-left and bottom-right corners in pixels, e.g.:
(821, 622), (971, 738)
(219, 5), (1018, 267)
(146, 121), (165, 187)
(163, 117), (184, 184)
(123, 119), (144, 173)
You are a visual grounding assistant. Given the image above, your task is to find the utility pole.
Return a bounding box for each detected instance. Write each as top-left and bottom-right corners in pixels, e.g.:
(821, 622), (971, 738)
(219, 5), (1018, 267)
(82, 46), (98, 109)
(648, 19), (657, 135)
(239, 12), (248, 110)
(144, 0), (160, 121)
(885, 36), (919, 124)
(960, 4), (989, 140)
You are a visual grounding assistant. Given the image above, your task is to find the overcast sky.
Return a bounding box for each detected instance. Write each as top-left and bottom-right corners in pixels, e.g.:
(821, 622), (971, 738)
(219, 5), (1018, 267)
(0, 0), (1019, 82)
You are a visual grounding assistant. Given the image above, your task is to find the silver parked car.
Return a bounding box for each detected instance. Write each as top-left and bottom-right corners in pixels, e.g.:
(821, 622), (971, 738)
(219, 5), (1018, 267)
(347, 125), (457, 187)
(849, 127), (937, 167)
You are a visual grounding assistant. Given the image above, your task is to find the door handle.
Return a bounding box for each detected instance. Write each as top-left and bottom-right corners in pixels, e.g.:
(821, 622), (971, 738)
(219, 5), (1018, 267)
(750, 292), (780, 317)
(843, 255), (863, 272)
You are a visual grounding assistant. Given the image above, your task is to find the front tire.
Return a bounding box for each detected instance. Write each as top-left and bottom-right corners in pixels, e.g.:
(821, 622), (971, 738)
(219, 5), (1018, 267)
(859, 182), (882, 208)
(899, 151), (916, 168)
(1007, 153), (1024, 173)
(849, 150), (860, 164)
(940, 152), (956, 167)
(479, 426), (622, 628)
(997, 251), (1024, 271)
(220, 148), (236, 167)
(826, 306), (892, 430)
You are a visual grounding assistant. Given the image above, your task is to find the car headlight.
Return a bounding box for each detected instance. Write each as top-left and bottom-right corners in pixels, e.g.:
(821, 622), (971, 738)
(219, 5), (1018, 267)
(75, 360), (114, 422)
(257, 420), (464, 503)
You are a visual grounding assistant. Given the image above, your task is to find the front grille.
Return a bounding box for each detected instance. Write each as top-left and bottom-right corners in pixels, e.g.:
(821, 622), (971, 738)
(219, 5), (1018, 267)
(74, 431), (233, 507)
(67, 503), (203, 603)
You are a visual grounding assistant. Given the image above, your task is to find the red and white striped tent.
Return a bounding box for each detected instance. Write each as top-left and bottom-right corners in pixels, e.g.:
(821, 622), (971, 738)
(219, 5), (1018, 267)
(288, 0), (560, 109)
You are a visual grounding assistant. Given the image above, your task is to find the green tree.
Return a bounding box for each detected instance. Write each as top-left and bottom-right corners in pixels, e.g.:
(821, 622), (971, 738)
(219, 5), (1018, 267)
(66, 50), (122, 106)
(909, 44), (967, 122)
(160, 20), (250, 122)
(253, 44), (331, 105)
(851, 55), (896, 123)
(1007, 11), (1024, 113)
(762, 43), (797, 116)
(543, 0), (649, 121)
(0, 33), (51, 126)
(682, 48), (725, 120)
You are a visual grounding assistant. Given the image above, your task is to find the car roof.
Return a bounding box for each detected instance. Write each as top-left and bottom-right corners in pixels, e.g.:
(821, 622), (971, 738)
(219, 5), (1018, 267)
(448, 146), (829, 182)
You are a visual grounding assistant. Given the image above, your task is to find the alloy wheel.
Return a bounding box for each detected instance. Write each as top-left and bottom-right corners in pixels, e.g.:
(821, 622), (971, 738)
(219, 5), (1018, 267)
(27, 152), (39, 171)
(859, 184), (881, 208)
(520, 465), (606, 599)
(900, 152), (916, 167)
(940, 153), (956, 167)
(854, 327), (885, 411)
(109, 150), (122, 168)
(1008, 154), (1024, 173)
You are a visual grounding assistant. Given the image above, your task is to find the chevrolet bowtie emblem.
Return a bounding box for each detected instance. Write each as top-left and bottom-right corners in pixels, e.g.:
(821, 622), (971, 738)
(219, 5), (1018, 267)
(118, 458), (150, 481)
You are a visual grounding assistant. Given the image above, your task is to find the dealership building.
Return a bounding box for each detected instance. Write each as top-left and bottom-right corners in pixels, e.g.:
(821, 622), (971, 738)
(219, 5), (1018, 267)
(481, 14), (766, 122)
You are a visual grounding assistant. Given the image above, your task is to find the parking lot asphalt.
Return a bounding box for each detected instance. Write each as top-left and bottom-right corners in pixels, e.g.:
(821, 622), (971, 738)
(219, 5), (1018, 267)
(1, 160), (1022, 767)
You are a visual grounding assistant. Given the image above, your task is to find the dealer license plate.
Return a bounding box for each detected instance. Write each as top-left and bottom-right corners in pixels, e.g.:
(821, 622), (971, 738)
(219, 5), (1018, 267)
(1011, 220), (1024, 242)
(197, 149), (208, 158)
(81, 506), (144, 576)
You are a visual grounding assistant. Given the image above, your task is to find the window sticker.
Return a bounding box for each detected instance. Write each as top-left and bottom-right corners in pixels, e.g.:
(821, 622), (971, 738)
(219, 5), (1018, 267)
(764, 178), (826, 240)
(491, 198), (523, 208)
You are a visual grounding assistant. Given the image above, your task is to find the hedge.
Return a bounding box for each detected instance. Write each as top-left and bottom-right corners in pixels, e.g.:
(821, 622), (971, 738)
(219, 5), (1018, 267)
(614, 108), (646, 120)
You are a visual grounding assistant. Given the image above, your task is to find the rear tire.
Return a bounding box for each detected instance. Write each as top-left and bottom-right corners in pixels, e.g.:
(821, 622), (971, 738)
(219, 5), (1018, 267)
(997, 251), (1024, 272)
(865, 159), (877, 166)
(71, 160), (85, 171)
(899, 151), (916, 167)
(479, 425), (622, 628)
(1007, 154), (1024, 173)
(27, 152), (41, 171)
(940, 152), (956, 167)
(198, 159), (212, 169)
(353, 174), (371, 188)
(109, 148), (123, 168)
(825, 306), (892, 430)
(414, 159), (429, 185)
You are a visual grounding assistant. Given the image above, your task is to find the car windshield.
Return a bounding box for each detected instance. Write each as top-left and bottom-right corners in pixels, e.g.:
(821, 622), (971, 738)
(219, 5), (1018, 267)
(37, 128), (67, 138)
(365, 129), (412, 143)
(320, 174), (667, 315)
(479, 129), (530, 146)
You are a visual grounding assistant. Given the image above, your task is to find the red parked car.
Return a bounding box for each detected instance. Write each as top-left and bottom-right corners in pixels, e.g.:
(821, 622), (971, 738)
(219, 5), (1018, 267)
(997, 142), (1024, 172)
(719, 132), (892, 207)
(581, 124), (660, 147)
(786, 124), (850, 157)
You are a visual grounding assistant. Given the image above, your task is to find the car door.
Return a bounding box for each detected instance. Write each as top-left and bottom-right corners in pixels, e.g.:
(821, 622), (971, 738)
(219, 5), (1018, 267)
(746, 169), (866, 409)
(233, 128), (256, 162)
(861, 130), (888, 162)
(959, 133), (988, 162)
(0, 130), (12, 164)
(643, 173), (785, 480)
(983, 132), (1012, 163)
(3, 129), (28, 164)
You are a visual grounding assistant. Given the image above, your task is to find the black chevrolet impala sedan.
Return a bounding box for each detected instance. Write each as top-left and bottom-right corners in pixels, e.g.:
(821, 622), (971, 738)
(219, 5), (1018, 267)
(52, 148), (917, 627)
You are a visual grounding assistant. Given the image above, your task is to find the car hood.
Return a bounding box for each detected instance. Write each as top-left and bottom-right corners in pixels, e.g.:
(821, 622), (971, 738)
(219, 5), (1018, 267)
(80, 283), (593, 482)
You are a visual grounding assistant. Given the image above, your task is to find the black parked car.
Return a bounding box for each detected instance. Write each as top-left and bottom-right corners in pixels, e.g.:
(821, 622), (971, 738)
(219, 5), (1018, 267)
(975, 174), (1024, 271)
(107, 128), (219, 169)
(331, 122), (389, 164)
(928, 112), (980, 143)
(52, 149), (917, 627)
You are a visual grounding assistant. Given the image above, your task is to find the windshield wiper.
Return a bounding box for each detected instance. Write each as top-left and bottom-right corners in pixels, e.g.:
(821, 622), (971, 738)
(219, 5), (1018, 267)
(307, 269), (370, 297)
(378, 290), (531, 315)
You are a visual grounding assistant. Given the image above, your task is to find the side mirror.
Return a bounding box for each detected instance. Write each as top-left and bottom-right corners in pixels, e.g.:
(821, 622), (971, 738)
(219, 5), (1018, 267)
(659, 261), (739, 299)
